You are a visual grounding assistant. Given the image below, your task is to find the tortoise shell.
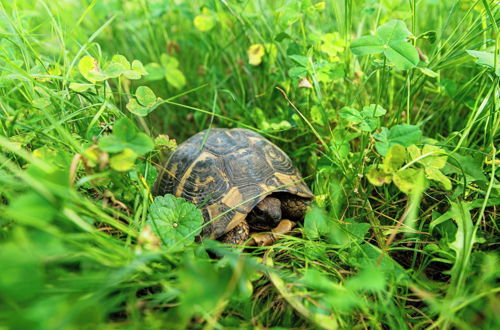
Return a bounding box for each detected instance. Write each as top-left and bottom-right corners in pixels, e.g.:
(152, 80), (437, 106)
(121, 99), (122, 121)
(155, 128), (314, 239)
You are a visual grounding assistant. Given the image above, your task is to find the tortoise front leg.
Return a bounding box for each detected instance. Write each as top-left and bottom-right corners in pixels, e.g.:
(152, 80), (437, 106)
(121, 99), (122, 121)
(220, 220), (250, 245)
(248, 219), (296, 246)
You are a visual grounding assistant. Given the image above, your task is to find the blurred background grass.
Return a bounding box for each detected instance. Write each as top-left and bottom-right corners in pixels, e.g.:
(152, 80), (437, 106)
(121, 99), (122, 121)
(0, 0), (498, 329)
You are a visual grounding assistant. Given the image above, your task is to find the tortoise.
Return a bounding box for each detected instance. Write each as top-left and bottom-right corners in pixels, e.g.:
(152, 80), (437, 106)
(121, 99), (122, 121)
(155, 128), (314, 245)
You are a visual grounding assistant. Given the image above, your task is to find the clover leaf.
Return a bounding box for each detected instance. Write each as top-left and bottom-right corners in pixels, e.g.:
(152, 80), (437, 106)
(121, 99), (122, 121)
(126, 86), (162, 117)
(78, 55), (147, 84)
(78, 55), (106, 83)
(382, 144), (406, 173)
(374, 124), (422, 156)
(339, 104), (386, 132)
(99, 117), (154, 156)
(366, 167), (393, 186)
(109, 148), (138, 172)
(147, 195), (204, 247)
(392, 168), (426, 194)
(367, 143), (451, 194)
(144, 54), (187, 89)
(160, 54), (186, 89)
(303, 206), (330, 239)
(350, 20), (419, 70)
(193, 8), (216, 32)
(408, 144), (451, 190)
(103, 55), (146, 80)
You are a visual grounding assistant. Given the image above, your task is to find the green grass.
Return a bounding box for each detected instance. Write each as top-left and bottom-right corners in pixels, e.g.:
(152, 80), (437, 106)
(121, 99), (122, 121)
(0, 0), (498, 329)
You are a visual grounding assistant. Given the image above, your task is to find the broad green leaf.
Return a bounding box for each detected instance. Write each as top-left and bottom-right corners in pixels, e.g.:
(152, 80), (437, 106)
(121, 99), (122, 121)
(0, 243), (43, 302)
(339, 107), (363, 124)
(358, 117), (378, 132)
(329, 138), (350, 159)
(126, 86), (161, 116)
(350, 35), (384, 55)
(302, 269), (360, 314)
(132, 60), (147, 75)
(343, 220), (371, 243)
(351, 243), (409, 281)
(78, 55), (98, 82)
(351, 20), (417, 70)
(78, 55), (106, 82)
(444, 153), (486, 183)
(289, 54), (310, 67)
(425, 167), (452, 190)
(420, 144), (448, 169)
(316, 62), (345, 81)
(384, 40), (419, 70)
(393, 168), (424, 194)
(408, 144), (452, 190)
(288, 66), (308, 78)
(248, 44), (265, 66)
(376, 20), (412, 43)
(104, 54), (132, 78)
(374, 124), (422, 156)
(6, 192), (57, 223)
(275, 32), (291, 42)
(320, 32), (345, 58)
(126, 98), (151, 116)
(109, 148), (137, 171)
(466, 50), (500, 76)
(310, 105), (326, 125)
(147, 195), (204, 247)
(165, 67), (186, 89)
(135, 86), (156, 107)
(346, 266), (386, 292)
(304, 206), (330, 239)
(264, 43), (278, 65)
(123, 70), (141, 80)
(361, 104), (387, 118)
(383, 144), (406, 173)
(366, 167), (392, 186)
(160, 53), (179, 68)
(82, 146), (100, 167)
(103, 62), (126, 78)
(144, 63), (164, 81)
(407, 144), (421, 161)
(113, 117), (136, 141)
(32, 146), (69, 167)
(69, 82), (93, 92)
(111, 54), (130, 68)
(387, 125), (422, 146)
(99, 117), (154, 155)
(194, 10), (216, 32)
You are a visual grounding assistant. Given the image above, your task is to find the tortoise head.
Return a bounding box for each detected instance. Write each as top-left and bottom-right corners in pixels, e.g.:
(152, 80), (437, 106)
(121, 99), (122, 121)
(250, 196), (282, 226)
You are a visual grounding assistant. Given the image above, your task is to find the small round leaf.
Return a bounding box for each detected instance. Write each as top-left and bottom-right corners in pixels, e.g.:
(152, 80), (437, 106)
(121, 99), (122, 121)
(147, 195), (204, 247)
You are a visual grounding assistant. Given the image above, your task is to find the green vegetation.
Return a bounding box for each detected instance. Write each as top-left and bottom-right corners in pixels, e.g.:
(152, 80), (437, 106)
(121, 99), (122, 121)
(0, 0), (498, 328)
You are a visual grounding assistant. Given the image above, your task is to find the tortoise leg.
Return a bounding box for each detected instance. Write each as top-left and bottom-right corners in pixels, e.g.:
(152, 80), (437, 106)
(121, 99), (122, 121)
(219, 220), (250, 245)
(248, 220), (296, 246)
(280, 195), (310, 221)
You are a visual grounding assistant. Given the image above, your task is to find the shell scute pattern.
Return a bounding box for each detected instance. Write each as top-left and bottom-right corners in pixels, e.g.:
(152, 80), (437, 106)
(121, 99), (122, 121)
(177, 153), (229, 206)
(157, 128), (314, 239)
(223, 148), (275, 186)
